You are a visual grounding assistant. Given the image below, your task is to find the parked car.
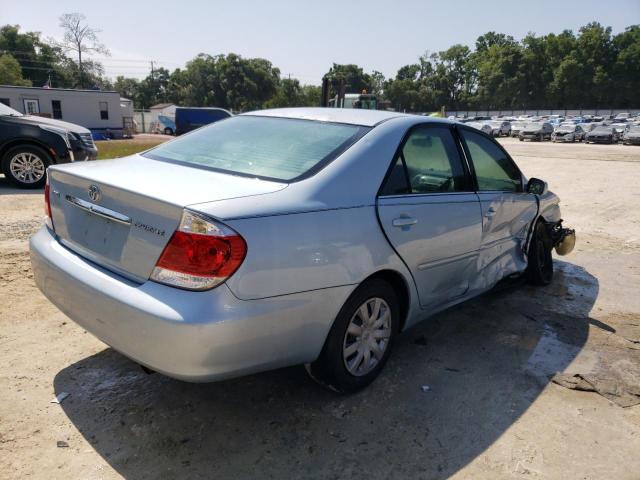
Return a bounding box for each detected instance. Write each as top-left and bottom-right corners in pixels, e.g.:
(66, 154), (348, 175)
(175, 107), (232, 135)
(466, 121), (493, 135)
(0, 102), (97, 188)
(486, 120), (511, 137)
(551, 124), (586, 143)
(610, 121), (630, 138)
(519, 122), (554, 141)
(584, 126), (619, 144)
(30, 108), (575, 393)
(157, 115), (176, 136)
(622, 125), (640, 145)
(614, 112), (631, 121)
(510, 121), (525, 137)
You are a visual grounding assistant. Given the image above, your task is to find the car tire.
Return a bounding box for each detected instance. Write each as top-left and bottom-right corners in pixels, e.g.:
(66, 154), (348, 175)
(307, 279), (400, 393)
(519, 137), (524, 141)
(1, 144), (51, 189)
(163, 127), (174, 135)
(526, 221), (553, 286)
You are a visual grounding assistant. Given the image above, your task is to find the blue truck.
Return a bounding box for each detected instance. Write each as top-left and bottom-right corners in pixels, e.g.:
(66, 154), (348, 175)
(175, 107), (232, 136)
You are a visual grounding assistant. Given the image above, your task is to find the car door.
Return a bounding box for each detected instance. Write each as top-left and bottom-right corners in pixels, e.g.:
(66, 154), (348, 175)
(457, 126), (538, 287)
(377, 124), (483, 309)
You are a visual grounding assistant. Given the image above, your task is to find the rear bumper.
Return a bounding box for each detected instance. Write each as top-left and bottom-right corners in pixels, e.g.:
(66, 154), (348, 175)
(30, 227), (351, 382)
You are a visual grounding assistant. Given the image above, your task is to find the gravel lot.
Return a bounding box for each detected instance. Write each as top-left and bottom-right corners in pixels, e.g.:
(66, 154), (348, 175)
(1, 139), (639, 479)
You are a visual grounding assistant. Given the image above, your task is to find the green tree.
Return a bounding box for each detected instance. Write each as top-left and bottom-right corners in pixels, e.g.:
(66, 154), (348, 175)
(0, 53), (31, 85)
(323, 63), (372, 97)
(611, 25), (640, 107)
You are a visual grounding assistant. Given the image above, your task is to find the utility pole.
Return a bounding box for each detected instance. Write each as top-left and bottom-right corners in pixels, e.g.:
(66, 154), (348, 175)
(150, 61), (156, 102)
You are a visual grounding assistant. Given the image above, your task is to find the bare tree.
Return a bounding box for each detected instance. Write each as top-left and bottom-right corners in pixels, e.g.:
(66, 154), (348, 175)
(58, 13), (110, 88)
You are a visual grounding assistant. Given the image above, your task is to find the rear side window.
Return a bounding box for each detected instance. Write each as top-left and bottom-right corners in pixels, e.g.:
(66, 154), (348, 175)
(144, 116), (368, 182)
(380, 125), (467, 195)
(460, 128), (522, 192)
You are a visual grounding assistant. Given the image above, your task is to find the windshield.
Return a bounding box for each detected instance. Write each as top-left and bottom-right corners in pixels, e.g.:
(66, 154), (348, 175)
(628, 126), (640, 133)
(143, 116), (368, 182)
(524, 123), (542, 130)
(592, 127), (613, 134)
(557, 125), (576, 132)
(0, 103), (23, 116)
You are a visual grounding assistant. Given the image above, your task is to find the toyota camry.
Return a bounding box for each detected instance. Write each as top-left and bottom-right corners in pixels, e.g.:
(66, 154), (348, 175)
(30, 108), (575, 393)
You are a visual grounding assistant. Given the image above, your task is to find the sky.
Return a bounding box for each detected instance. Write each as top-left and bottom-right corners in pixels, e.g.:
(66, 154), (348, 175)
(1, 0), (639, 84)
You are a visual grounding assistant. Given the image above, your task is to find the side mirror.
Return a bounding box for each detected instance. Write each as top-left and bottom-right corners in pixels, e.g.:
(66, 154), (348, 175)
(527, 177), (548, 195)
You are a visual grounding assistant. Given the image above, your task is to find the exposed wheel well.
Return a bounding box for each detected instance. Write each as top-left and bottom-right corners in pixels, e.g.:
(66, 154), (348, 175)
(363, 270), (410, 332)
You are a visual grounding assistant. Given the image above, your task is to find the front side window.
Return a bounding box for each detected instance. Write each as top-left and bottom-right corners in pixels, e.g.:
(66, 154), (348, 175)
(460, 128), (522, 192)
(380, 125), (467, 195)
(99, 101), (109, 120)
(144, 116), (368, 182)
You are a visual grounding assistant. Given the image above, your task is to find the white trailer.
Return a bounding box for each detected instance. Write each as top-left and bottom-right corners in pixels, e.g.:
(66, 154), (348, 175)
(0, 85), (125, 138)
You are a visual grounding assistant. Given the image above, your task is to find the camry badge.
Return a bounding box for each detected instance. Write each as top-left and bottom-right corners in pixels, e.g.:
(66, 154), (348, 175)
(88, 184), (101, 202)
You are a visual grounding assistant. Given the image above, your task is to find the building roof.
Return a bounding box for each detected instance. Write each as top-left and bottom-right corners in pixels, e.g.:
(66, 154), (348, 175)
(0, 85), (118, 94)
(150, 103), (175, 110)
(245, 107), (412, 127)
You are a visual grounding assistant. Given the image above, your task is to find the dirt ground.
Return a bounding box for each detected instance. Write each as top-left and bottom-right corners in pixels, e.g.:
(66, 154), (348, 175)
(1, 139), (639, 479)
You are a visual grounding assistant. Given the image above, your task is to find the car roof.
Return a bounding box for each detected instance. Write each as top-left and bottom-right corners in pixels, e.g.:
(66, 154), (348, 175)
(243, 107), (416, 127)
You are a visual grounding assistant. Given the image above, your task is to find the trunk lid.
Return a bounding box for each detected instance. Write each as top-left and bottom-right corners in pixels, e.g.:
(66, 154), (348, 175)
(48, 155), (286, 282)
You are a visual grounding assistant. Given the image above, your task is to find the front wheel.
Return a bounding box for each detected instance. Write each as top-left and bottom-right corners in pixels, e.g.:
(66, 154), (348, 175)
(163, 127), (174, 136)
(307, 279), (400, 393)
(2, 145), (51, 188)
(526, 221), (553, 285)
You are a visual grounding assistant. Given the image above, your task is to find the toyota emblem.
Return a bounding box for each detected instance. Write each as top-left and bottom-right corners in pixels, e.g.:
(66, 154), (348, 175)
(88, 184), (101, 202)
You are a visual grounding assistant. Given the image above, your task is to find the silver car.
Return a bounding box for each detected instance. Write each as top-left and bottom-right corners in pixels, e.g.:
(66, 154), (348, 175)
(486, 120), (511, 137)
(466, 121), (493, 135)
(30, 108), (575, 393)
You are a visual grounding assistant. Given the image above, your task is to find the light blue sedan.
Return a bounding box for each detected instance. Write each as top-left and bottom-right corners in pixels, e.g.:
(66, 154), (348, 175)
(30, 108), (575, 393)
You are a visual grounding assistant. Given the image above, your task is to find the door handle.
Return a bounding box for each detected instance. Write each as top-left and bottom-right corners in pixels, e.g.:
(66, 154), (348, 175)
(392, 216), (418, 227)
(485, 207), (496, 218)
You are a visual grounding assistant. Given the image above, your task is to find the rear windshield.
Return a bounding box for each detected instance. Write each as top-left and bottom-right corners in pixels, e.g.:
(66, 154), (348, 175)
(144, 116), (369, 182)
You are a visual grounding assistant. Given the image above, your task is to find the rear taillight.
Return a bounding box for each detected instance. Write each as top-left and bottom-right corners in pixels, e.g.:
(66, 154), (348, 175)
(150, 210), (246, 290)
(44, 174), (54, 230)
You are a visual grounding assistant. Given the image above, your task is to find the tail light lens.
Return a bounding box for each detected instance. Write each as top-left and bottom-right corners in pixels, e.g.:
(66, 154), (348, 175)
(150, 210), (246, 291)
(44, 174), (54, 230)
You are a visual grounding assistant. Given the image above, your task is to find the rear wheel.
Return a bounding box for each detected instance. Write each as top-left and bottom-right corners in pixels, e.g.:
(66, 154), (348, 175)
(2, 145), (51, 189)
(307, 279), (400, 393)
(526, 221), (553, 285)
(163, 127), (174, 136)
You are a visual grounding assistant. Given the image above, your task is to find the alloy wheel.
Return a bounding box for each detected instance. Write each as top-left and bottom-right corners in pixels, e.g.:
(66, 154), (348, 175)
(9, 152), (46, 184)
